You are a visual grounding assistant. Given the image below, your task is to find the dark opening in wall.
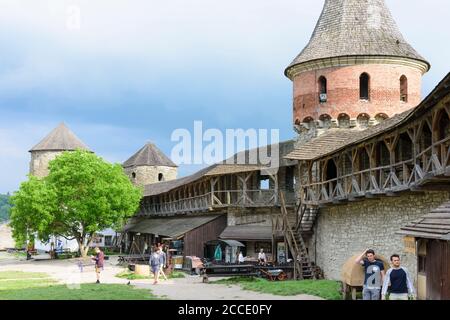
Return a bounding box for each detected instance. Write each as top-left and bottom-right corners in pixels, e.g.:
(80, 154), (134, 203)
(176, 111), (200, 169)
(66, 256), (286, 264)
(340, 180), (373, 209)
(132, 172), (136, 179)
(318, 76), (327, 103)
(396, 132), (413, 162)
(400, 75), (408, 102)
(360, 73), (370, 100)
(325, 159), (337, 181)
(158, 173), (164, 182)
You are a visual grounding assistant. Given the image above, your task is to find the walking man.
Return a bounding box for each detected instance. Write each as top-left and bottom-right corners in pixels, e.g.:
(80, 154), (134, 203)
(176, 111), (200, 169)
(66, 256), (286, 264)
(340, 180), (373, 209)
(382, 254), (416, 300)
(91, 247), (104, 284)
(158, 245), (168, 281)
(355, 249), (385, 300)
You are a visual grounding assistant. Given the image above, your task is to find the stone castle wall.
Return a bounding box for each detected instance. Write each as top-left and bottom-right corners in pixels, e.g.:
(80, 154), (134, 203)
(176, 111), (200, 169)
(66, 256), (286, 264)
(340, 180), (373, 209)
(29, 151), (62, 178)
(124, 165), (177, 187)
(308, 191), (450, 283)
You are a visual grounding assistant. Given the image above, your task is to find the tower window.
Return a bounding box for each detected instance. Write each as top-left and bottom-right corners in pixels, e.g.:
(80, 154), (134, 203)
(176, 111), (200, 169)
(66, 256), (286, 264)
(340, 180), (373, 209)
(131, 172), (136, 179)
(359, 73), (370, 100)
(158, 173), (164, 182)
(318, 76), (327, 102)
(400, 75), (408, 102)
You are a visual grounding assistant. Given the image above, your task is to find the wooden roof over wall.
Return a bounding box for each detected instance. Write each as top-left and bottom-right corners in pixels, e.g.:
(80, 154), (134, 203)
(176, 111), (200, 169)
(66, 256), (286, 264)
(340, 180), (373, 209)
(143, 140), (295, 197)
(398, 201), (450, 240)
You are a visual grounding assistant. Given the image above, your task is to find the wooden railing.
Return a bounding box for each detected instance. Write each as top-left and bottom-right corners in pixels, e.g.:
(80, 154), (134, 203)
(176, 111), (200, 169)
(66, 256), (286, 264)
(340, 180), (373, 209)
(142, 189), (296, 215)
(302, 137), (450, 205)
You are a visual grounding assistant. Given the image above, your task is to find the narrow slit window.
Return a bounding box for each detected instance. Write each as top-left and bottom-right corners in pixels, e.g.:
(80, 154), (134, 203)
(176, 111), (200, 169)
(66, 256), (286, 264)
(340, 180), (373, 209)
(360, 73), (370, 100)
(319, 76), (327, 102)
(400, 75), (408, 102)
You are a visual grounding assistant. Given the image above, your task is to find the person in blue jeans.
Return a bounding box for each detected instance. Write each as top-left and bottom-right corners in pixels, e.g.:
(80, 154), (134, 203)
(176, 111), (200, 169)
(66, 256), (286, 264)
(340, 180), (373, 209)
(355, 249), (385, 300)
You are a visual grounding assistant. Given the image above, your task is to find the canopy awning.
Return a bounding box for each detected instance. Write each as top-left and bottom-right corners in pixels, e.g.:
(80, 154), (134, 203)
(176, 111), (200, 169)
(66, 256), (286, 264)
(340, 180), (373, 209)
(123, 215), (222, 239)
(219, 225), (280, 241)
(397, 201), (450, 240)
(206, 239), (245, 247)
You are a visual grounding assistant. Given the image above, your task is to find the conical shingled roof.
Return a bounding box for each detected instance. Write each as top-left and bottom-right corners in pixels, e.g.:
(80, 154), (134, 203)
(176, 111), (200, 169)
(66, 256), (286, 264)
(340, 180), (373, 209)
(123, 143), (177, 168)
(29, 123), (90, 152)
(286, 0), (430, 75)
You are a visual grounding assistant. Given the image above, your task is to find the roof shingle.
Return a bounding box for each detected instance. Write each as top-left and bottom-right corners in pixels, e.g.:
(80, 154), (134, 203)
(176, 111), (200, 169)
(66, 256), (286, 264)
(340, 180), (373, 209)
(286, 0), (429, 76)
(29, 123), (90, 152)
(123, 143), (177, 168)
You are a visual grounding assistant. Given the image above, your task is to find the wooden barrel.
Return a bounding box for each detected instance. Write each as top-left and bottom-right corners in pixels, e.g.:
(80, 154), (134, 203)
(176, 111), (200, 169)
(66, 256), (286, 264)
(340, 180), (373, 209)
(135, 264), (150, 276)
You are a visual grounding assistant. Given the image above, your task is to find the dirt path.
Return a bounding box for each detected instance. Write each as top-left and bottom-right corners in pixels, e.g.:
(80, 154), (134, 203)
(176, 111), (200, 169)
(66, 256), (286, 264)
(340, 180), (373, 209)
(0, 256), (323, 300)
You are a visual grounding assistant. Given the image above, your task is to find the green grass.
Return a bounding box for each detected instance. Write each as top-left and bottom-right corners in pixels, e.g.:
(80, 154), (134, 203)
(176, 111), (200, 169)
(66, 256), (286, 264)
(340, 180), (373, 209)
(0, 271), (158, 300)
(211, 277), (342, 300)
(0, 271), (50, 280)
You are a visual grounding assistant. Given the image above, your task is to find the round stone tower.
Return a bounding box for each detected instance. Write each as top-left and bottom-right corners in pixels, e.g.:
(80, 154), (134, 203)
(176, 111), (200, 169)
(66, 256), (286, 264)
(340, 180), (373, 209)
(123, 143), (178, 187)
(29, 123), (91, 178)
(286, 0), (430, 137)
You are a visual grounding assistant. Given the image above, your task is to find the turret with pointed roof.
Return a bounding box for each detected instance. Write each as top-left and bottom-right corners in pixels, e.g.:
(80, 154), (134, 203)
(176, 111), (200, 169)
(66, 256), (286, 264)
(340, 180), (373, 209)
(29, 123), (91, 177)
(286, 0), (430, 135)
(123, 142), (178, 187)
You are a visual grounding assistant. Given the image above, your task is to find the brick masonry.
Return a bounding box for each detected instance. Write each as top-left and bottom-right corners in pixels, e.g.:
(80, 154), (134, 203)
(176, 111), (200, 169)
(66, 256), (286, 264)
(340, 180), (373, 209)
(293, 64), (422, 124)
(308, 191), (450, 284)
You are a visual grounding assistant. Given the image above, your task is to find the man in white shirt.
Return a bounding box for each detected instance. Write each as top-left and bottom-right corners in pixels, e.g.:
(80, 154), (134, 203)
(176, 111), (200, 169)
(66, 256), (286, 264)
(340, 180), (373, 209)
(258, 249), (267, 265)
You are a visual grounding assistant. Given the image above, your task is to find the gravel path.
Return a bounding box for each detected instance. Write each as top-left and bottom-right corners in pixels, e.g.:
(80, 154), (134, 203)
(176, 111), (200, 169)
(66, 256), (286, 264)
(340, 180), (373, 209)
(0, 255), (323, 300)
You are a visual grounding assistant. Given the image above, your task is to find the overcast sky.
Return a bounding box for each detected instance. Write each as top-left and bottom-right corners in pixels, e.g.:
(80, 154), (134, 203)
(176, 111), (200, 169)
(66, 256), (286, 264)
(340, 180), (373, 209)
(0, 0), (449, 193)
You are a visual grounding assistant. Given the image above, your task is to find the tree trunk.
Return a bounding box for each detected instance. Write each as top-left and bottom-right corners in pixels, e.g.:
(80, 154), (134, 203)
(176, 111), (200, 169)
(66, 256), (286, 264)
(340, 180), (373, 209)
(77, 234), (94, 258)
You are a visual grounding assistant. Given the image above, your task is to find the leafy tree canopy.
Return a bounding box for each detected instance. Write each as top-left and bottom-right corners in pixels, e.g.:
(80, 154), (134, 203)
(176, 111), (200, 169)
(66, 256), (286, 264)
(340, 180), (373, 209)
(10, 150), (142, 256)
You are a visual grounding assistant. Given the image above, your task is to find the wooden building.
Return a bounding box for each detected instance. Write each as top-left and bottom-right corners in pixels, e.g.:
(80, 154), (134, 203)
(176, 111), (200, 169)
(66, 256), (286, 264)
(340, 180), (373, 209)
(123, 141), (303, 268)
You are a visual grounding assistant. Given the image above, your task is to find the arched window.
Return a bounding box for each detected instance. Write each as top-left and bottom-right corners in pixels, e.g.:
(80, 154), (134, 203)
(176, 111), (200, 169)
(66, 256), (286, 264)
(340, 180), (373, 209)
(357, 113), (370, 128)
(318, 76), (327, 102)
(158, 173), (164, 182)
(375, 113), (389, 122)
(319, 114), (332, 127)
(303, 116), (314, 124)
(400, 75), (408, 102)
(338, 113), (350, 128)
(131, 172), (136, 179)
(360, 73), (370, 100)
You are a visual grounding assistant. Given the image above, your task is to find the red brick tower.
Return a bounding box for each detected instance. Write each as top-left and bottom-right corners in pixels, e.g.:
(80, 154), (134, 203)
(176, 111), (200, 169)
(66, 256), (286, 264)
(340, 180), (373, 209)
(286, 0), (430, 135)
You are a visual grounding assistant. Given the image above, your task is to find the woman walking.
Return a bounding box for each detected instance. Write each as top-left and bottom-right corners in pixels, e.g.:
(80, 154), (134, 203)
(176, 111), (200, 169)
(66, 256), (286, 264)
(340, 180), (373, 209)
(149, 246), (163, 285)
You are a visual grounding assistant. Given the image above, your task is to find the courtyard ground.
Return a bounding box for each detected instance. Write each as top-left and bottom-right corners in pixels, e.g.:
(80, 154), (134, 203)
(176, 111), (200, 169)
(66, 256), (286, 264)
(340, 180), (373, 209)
(0, 252), (326, 300)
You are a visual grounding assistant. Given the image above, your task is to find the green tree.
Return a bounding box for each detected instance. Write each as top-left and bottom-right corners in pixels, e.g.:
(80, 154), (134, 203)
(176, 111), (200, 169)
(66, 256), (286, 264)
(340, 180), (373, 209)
(10, 150), (142, 256)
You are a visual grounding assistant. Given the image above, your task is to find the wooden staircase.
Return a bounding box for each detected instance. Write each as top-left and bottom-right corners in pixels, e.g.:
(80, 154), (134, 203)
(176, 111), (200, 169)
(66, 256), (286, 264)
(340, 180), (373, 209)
(295, 203), (320, 233)
(279, 191), (315, 280)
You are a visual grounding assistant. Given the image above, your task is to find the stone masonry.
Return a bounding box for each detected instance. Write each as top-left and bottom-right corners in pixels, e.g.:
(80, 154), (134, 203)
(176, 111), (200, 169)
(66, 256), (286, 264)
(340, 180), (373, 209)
(124, 165), (177, 187)
(29, 150), (63, 178)
(308, 191), (450, 284)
